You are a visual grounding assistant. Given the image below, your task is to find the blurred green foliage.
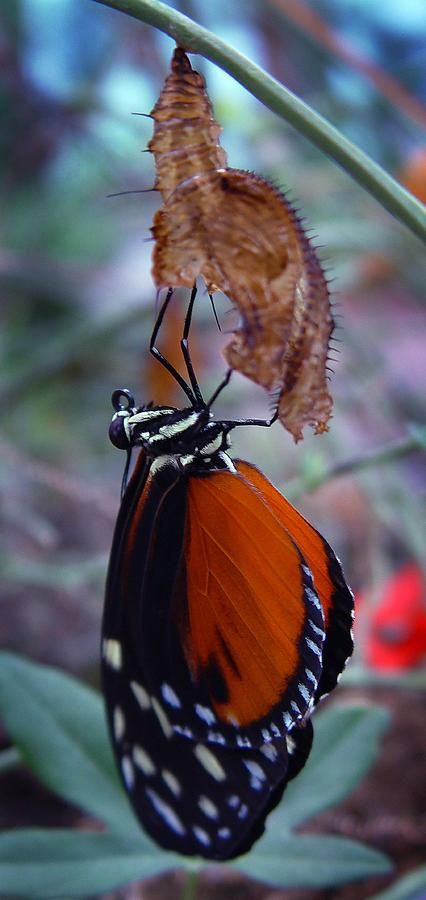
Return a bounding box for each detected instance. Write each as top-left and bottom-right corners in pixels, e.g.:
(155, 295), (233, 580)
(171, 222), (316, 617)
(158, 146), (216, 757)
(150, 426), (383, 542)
(0, 652), (391, 896)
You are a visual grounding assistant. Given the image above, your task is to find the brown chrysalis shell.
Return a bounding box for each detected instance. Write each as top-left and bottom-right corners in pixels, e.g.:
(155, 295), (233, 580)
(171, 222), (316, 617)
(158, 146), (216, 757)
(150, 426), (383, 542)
(149, 47), (334, 441)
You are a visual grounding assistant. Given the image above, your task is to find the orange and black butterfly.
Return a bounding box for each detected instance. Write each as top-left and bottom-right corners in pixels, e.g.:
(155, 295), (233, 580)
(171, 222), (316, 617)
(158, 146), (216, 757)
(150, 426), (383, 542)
(102, 288), (353, 860)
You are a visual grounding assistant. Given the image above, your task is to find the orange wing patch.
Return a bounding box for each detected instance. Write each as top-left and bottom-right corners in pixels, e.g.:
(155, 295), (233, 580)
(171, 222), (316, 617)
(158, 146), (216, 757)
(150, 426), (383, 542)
(183, 470), (306, 727)
(235, 459), (335, 627)
(149, 48), (333, 441)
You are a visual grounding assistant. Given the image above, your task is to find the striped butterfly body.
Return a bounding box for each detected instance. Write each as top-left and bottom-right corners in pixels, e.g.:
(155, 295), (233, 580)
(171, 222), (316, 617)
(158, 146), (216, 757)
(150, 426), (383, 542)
(102, 386), (354, 859)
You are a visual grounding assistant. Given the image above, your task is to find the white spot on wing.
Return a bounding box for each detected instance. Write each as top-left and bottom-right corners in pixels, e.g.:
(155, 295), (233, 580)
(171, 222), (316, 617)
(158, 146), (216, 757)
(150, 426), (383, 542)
(261, 743), (279, 762)
(305, 636), (322, 658)
(286, 734), (296, 754)
(133, 745), (156, 776)
(198, 795), (219, 820)
(121, 755), (134, 789)
(151, 697), (173, 738)
(146, 788), (186, 835)
(218, 827), (231, 839)
(250, 776), (263, 791)
(130, 680), (151, 710)
(236, 735), (251, 748)
(298, 682), (311, 704)
(305, 586), (321, 610)
(174, 724), (193, 739)
(305, 668), (317, 685)
(227, 794), (240, 808)
(113, 706), (125, 741)
(195, 703), (216, 725)
(308, 619), (325, 638)
(162, 769), (181, 796)
(192, 825), (211, 846)
(243, 760), (266, 781)
(194, 744), (226, 781)
(161, 683), (181, 709)
(103, 638), (122, 670)
(283, 712), (293, 729)
(238, 803), (249, 819)
(207, 731), (226, 745)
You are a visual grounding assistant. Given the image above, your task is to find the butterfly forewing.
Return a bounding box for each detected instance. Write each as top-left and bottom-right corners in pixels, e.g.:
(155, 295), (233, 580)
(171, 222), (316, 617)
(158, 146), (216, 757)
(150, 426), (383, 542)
(234, 461), (354, 699)
(182, 469), (325, 744)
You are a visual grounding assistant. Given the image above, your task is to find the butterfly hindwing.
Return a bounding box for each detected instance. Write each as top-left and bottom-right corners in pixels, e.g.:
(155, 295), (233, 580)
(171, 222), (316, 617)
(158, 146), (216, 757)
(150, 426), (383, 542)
(103, 632), (315, 859)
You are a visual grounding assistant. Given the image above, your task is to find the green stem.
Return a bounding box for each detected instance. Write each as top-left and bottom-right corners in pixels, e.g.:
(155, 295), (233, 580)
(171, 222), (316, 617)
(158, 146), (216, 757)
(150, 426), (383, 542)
(0, 746), (21, 773)
(285, 429), (426, 500)
(92, 0), (426, 241)
(180, 869), (200, 900)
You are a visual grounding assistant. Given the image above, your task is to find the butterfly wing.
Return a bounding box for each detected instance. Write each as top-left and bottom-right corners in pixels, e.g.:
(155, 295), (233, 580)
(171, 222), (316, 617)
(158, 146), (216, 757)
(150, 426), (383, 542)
(104, 649), (312, 859)
(234, 460), (354, 700)
(180, 467), (325, 745)
(102, 454), (314, 857)
(104, 457), (324, 747)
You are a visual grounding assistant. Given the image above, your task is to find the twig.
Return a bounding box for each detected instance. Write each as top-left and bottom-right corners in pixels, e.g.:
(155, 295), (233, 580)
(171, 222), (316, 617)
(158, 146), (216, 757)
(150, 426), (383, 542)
(269, 0), (426, 130)
(285, 429), (426, 500)
(91, 0), (426, 241)
(0, 438), (118, 519)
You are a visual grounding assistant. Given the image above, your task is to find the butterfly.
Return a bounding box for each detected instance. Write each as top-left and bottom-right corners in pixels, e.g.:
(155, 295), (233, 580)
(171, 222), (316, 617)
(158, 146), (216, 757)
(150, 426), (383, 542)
(101, 287), (353, 860)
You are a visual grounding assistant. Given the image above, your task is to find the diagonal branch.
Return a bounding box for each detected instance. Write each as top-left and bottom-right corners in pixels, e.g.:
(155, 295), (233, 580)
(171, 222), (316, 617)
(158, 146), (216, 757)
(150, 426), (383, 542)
(92, 0), (426, 241)
(285, 427), (426, 499)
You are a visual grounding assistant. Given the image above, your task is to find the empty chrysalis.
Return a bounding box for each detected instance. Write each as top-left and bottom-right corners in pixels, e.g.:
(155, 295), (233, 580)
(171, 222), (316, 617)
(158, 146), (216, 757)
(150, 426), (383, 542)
(149, 47), (334, 442)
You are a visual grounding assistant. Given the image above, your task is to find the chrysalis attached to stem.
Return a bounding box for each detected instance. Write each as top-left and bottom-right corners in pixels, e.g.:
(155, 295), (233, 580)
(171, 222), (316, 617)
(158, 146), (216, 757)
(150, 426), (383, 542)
(149, 47), (334, 442)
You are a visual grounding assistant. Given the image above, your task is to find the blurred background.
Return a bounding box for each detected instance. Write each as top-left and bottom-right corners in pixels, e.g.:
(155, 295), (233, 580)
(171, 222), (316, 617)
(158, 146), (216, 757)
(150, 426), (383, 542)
(1, 0), (425, 897)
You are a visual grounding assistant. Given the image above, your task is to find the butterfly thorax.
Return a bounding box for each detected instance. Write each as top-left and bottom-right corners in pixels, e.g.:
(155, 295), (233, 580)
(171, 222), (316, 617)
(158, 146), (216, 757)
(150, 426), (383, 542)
(109, 403), (234, 473)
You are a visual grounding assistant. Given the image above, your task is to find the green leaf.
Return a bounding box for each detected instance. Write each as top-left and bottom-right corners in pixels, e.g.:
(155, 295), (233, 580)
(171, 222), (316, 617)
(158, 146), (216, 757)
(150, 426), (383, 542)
(342, 667), (426, 690)
(269, 704), (390, 830)
(0, 829), (177, 899)
(371, 865), (426, 900)
(234, 834), (392, 888)
(0, 652), (140, 837)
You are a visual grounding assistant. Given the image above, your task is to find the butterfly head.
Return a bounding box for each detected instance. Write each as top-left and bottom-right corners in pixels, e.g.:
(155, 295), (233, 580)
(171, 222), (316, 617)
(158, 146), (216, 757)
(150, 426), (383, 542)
(109, 388), (232, 470)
